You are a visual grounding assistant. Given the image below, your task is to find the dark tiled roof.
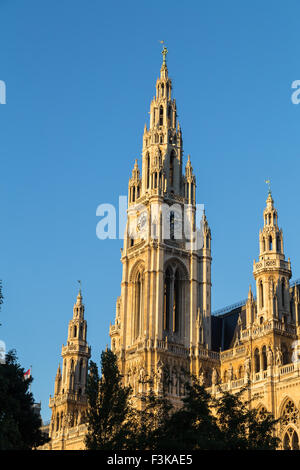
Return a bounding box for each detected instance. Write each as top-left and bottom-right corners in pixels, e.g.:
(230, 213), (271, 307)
(211, 305), (246, 351)
(211, 282), (300, 352)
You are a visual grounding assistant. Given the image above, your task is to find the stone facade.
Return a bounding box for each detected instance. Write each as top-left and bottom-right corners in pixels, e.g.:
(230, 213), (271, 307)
(42, 50), (300, 450)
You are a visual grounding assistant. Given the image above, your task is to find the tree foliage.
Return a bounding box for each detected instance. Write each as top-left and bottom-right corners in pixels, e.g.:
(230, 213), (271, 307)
(157, 378), (223, 450)
(0, 350), (49, 450)
(85, 349), (132, 450)
(126, 384), (173, 450)
(212, 384), (280, 450)
(85, 350), (279, 451)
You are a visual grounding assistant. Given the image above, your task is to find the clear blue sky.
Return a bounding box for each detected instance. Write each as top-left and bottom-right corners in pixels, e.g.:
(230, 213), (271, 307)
(1, 0), (300, 422)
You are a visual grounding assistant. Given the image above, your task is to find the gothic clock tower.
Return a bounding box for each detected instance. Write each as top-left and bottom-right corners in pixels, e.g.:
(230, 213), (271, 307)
(110, 48), (218, 405)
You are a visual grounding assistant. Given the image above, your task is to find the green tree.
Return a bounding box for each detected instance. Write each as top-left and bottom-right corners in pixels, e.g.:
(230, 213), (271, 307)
(85, 349), (132, 450)
(213, 384), (280, 450)
(157, 377), (222, 450)
(0, 350), (48, 450)
(126, 383), (173, 450)
(154, 378), (279, 450)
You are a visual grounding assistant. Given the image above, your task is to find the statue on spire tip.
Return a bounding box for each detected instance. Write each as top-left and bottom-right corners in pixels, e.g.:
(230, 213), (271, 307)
(160, 40), (168, 66)
(265, 179), (271, 195)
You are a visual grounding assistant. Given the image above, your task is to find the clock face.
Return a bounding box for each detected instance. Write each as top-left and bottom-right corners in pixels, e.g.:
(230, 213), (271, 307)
(137, 213), (147, 232)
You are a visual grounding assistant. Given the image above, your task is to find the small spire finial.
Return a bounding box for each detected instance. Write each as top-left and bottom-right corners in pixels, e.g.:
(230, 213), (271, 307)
(160, 40), (168, 66)
(77, 280), (82, 294)
(265, 179), (271, 195)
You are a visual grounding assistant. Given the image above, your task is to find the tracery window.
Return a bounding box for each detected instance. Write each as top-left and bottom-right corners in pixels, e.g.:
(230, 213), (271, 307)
(134, 271), (143, 339)
(159, 106), (163, 126)
(282, 400), (299, 428)
(257, 406), (267, 421)
(262, 346), (267, 370)
(163, 265), (184, 337)
(283, 428), (299, 450)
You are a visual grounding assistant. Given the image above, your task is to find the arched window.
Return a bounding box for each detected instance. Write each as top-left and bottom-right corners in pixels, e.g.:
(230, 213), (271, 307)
(173, 270), (181, 333)
(260, 281), (264, 308)
(169, 151), (175, 187)
(161, 83), (164, 97)
(223, 370), (228, 383)
(163, 265), (184, 338)
(254, 348), (260, 373)
(159, 106), (164, 126)
(134, 272), (143, 339)
(206, 234), (210, 249)
(283, 428), (299, 450)
(238, 365), (243, 379)
(269, 235), (273, 251)
(282, 343), (289, 365)
(276, 235), (281, 252)
(164, 268), (172, 331)
(281, 400), (299, 449)
(56, 413), (60, 431)
(73, 325), (77, 338)
(282, 279), (285, 307)
(79, 325), (83, 340)
(262, 346), (267, 370)
(79, 359), (83, 382)
(262, 237), (265, 252)
(282, 400), (299, 427)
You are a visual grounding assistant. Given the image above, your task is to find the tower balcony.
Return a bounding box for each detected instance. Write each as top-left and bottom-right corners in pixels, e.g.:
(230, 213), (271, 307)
(49, 392), (88, 408)
(253, 257), (291, 276)
(61, 343), (91, 357)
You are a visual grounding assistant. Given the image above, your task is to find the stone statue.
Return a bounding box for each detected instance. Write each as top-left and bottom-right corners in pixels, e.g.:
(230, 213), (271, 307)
(228, 363), (234, 381)
(267, 346), (273, 367)
(244, 356), (251, 378)
(212, 367), (218, 385)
